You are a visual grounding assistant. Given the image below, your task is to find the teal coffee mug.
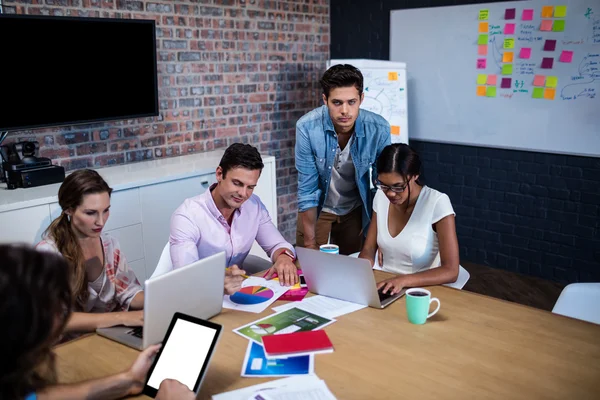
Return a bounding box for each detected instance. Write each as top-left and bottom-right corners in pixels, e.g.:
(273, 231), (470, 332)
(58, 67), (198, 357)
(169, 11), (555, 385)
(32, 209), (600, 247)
(405, 288), (441, 325)
(319, 244), (339, 254)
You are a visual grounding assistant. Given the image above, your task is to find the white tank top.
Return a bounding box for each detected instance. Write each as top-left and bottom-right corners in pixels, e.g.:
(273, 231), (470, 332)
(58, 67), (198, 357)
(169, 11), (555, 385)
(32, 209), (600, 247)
(374, 186), (455, 275)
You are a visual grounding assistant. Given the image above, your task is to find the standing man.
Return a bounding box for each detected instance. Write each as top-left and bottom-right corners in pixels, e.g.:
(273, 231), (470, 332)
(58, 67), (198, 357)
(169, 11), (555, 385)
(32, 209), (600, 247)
(170, 143), (298, 293)
(295, 64), (391, 255)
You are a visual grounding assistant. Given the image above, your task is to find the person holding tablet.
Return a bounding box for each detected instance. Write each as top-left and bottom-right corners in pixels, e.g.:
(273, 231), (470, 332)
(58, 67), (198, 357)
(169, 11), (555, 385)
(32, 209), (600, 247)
(1, 244), (194, 400)
(359, 144), (460, 294)
(36, 169), (144, 333)
(170, 143), (298, 292)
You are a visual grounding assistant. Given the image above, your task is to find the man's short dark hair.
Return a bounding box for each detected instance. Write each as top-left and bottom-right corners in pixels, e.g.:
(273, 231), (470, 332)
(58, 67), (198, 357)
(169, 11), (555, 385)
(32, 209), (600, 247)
(219, 143), (264, 177)
(320, 64), (364, 98)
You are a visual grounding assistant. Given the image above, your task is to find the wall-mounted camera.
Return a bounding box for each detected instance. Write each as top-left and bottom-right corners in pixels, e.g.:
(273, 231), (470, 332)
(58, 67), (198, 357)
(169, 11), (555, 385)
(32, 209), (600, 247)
(1, 141), (65, 190)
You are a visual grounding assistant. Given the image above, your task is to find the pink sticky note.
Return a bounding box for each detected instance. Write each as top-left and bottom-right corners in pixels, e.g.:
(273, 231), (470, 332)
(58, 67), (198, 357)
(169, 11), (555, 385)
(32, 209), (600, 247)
(544, 39), (557, 51)
(522, 9), (534, 20)
(560, 50), (574, 63)
(533, 75), (545, 86)
(519, 48), (532, 59)
(541, 57), (554, 69)
(477, 58), (487, 69)
(487, 74), (497, 85)
(540, 19), (553, 31)
(504, 23), (516, 34)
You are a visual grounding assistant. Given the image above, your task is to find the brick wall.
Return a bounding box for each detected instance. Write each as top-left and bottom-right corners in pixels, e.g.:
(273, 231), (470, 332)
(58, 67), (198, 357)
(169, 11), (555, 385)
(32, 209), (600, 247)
(331, 0), (600, 283)
(3, 0), (330, 242)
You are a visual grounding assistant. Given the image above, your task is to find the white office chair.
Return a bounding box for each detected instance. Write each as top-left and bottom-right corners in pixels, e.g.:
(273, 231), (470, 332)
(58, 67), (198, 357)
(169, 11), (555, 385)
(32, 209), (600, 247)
(348, 252), (470, 290)
(150, 242), (173, 279)
(552, 283), (600, 325)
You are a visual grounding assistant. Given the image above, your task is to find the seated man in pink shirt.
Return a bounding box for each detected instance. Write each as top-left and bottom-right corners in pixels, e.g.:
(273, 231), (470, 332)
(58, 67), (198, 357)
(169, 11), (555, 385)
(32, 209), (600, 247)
(169, 143), (298, 294)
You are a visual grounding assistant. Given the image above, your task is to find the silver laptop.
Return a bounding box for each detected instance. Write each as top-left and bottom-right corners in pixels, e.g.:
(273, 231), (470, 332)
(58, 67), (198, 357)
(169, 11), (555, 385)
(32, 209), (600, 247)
(97, 251), (226, 350)
(296, 247), (405, 309)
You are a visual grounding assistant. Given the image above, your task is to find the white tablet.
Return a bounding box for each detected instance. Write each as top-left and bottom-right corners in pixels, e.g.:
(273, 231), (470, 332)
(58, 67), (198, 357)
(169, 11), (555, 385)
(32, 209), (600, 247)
(143, 312), (222, 397)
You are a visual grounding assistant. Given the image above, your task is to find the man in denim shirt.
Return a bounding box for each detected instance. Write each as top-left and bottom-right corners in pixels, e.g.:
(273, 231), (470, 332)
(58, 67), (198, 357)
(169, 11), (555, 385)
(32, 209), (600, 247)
(295, 64), (391, 255)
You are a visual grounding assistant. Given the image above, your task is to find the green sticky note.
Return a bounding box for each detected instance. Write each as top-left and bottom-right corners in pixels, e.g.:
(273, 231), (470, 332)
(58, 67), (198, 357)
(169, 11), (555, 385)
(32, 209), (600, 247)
(553, 20), (565, 32)
(503, 38), (515, 49)
(478, 34), (489, 45)
(554, 5), (567, 17)
(532, 87), (544, 99)
(479, 9), (489, 20)
(486, 86), (497, 97)
(502, 64), (513, 75)
(477, 74), (488, 85)
(546, 76), (558, 88)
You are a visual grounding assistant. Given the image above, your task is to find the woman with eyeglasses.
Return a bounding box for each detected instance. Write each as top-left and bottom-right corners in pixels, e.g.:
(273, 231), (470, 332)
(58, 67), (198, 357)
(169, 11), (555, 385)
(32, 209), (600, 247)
(358, 144), (460, 294)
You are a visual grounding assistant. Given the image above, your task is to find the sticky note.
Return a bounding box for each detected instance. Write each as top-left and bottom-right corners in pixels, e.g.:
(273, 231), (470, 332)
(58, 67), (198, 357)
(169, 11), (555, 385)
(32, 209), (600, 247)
(477, 86), (487, 96)
(479, 22), (489, 32)
(502, 64), (513, 75)
(540, 19), (553, 31)
(477, 58), (487, 69)
(519, 48), (532, 59)
(487, 74), (497, 85)
(479, 9), (489, 20)
(533, 75), (546, 86)
(388, 72), (398, 81)
(541, 57), (554, 69)
(504, 23), (516, 35)
(541, 6), (554, 18)
(478, 34), (489, 45)
(486, 86), (497, 97)
(478, 45), (488, 55)
(522, 9), (534, 20)
(544, 40), (557, 51)
(391, 126), (400, 135)
(532, 87), (544, 99)
(546, 76), (558, 88)
(503, 38), (515, 49)
(560, 50), (574, 63)
(503, 52), (514, 63)
(554, 5), (567, 17)
(544, 88), (556, 100)
(477, 74), (488, 85)
(553, 20), (565, 32)
(505, 8), (516, 19)
(501, 77), (512, 88)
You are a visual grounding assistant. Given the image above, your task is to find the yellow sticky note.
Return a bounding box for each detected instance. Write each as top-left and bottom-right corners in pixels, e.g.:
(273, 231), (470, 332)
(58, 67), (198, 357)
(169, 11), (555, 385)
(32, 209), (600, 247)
(477, 86), (487, 96)
(391, 126), (400, 135)
(502, 52), (514, 63)
(541, 6), (554, 18)
(503, 38), (515, 49)
(479, 9), (489, 20)
(544, 88), (556, 100)
(477, 74), (487, 85)
(546, 76), (558, 88)
(388, 72), (398, 81)
(554, 5), (567, 17)
(479, 22), (489, 32)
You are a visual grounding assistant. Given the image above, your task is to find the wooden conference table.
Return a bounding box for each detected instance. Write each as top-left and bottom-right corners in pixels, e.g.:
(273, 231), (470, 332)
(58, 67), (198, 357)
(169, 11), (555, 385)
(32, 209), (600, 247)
(55, 270), (600, 399)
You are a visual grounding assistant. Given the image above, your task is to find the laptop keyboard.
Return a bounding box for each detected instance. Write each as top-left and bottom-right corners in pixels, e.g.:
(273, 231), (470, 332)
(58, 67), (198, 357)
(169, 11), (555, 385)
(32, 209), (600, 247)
(378, 288), (395, 302)
(128, 327), (143, 338)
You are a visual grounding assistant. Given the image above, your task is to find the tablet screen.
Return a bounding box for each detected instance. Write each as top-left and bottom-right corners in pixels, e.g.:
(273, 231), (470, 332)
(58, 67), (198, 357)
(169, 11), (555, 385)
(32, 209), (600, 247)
(146, 318), (219, 391)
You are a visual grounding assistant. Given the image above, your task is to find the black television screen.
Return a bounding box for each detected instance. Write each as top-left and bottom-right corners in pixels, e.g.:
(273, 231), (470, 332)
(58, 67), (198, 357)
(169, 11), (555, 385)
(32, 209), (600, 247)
(0, 15), (158, 132)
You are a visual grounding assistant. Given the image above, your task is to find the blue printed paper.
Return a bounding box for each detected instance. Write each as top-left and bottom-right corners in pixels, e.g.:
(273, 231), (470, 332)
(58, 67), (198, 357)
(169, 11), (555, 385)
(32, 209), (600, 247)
(241, 341), (314, 377)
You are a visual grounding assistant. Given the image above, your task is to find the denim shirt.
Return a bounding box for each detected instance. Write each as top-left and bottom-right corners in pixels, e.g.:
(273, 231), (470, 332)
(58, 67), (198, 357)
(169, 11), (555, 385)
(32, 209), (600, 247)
(295, 105), (391, 233)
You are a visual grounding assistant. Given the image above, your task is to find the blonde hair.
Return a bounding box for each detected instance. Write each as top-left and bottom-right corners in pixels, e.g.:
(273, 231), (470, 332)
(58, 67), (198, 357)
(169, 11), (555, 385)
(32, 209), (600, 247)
(44, 169), (112, 310)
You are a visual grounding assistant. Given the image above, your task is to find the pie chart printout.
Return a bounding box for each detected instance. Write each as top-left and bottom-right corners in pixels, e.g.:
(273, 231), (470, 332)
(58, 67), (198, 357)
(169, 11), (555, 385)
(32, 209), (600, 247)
(230, 286), (274, 305)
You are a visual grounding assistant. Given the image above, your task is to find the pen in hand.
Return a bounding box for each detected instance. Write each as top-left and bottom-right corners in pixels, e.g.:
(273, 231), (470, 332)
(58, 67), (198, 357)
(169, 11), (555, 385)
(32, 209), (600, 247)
(225, 267), (250, 279)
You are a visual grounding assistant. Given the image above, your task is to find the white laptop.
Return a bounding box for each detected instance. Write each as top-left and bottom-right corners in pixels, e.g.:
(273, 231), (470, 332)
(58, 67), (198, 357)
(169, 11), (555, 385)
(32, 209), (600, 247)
(296, 247), (405, 309)
(96, 251), (226, 350)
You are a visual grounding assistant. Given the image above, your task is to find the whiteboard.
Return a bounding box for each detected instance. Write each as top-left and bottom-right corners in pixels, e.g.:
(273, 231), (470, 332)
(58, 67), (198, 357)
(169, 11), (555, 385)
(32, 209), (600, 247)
(328, 59), (409, 144)
(390, 0), (600, 157)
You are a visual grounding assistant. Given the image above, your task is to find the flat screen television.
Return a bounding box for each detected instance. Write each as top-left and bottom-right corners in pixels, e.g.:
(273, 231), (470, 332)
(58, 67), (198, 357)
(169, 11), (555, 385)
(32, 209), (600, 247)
(0, 15), (159, 132)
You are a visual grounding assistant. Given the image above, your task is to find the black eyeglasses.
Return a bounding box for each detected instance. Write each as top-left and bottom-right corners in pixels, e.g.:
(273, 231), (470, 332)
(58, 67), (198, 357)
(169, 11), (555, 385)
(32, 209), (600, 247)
(376, 181), (408, 193)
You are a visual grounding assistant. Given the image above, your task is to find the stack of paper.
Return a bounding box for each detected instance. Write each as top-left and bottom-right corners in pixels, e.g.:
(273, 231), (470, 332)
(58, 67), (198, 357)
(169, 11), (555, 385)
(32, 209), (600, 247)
(223, 277), (290, 313)
(272, 295), (367, 319)
(212, 375), (337, 400)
